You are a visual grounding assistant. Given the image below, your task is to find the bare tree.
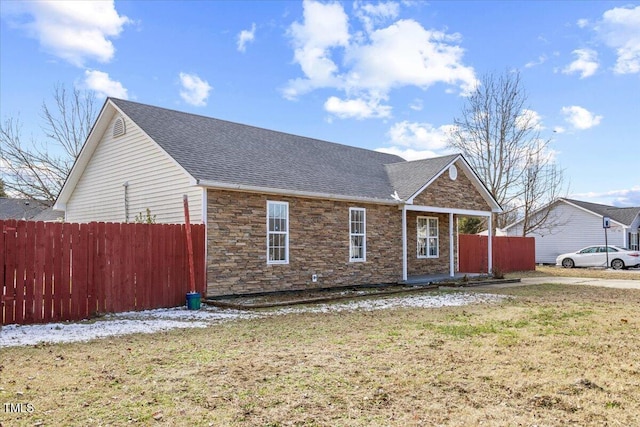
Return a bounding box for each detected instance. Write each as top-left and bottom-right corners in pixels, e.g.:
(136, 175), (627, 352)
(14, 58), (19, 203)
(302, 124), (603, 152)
(519, 148), (565, 236)
(447, 70), (566, 235)
(0, 85), (97, 203)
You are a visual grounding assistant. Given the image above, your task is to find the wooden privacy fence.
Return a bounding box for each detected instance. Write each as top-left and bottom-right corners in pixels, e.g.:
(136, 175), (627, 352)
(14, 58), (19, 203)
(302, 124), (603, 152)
(459, 234), (535, 273)
(1, 220), (206, 326)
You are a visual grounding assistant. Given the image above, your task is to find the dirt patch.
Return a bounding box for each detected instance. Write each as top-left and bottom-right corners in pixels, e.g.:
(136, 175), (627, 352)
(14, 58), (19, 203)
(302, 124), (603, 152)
(2, 284), (640, 426)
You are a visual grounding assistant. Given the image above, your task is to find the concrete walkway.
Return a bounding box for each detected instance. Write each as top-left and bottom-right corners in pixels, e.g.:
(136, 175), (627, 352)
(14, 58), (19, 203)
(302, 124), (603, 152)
(480, 276), (640, 290)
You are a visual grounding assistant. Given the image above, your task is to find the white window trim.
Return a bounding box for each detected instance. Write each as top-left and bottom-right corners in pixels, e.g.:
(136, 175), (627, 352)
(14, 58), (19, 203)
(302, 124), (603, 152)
(417, 216), (439, 259)
(267, 201), (289, 265)
(349, 207), (366, 262)
(630, 232), (639, 251)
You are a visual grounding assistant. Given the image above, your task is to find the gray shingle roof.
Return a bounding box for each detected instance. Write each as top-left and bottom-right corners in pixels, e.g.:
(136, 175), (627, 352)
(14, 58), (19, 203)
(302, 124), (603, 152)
(0, 198), (52, 220)
(385, 154), (459, 200)
(110, 98), (461, 203)
(565, 198), (640, 226)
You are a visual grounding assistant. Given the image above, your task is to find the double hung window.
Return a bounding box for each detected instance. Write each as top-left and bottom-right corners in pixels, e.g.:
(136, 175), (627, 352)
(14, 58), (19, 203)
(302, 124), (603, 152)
(267, 201), (289, 264)
(349, 208), (366, 262)
(417, 216), (438, 258)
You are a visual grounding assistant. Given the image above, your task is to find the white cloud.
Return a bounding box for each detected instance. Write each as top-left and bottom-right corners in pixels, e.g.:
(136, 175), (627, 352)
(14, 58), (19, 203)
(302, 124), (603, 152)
(284, 0), (350, 99)
(284, 1), (477, 119)
(596, 5), (640, 74)
(387, 121), (455, 150)
(409, 98), (423, 111)
(562, 49), (599, 78)
(344, 19), (478, 95)
(553, 126), (566, 134)
(179, 72), (212, 107)
(354, 0), (400, 33)
(5, 1), (130, 67)
(324, 96), (391, 119)
(577, 18), (589, 29)
(374, 147), (441, 161)
(572, 186), (640, 207)
(83, 70), (128, 99)
(561, 106), (602, 130)
(525, 55), (548, 68)
(237, 23), (256, 52)
(515, 109), (545, 131)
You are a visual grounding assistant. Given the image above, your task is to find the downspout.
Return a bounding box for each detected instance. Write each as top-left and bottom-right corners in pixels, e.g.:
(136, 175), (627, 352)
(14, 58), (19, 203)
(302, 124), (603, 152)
(123, 181), (129, 223)
(402, 204), (407, 282)
(449, 212), (454, 277)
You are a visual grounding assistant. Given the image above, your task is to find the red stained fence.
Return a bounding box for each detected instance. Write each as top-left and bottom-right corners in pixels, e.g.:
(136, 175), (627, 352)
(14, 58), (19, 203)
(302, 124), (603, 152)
(1, 220), (206, 325)
(459, 234), (535, 274)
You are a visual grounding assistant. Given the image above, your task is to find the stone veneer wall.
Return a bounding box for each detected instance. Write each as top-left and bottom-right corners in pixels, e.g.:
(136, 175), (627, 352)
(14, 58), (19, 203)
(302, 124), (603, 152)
(206, 189), (403, 296)
(205, 164), (493, 296)
(412, 163), (491, 211)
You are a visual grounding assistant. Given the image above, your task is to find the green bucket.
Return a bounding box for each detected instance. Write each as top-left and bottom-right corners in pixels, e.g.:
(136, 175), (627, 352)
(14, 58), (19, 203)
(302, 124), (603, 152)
(186, 292), (201, 310)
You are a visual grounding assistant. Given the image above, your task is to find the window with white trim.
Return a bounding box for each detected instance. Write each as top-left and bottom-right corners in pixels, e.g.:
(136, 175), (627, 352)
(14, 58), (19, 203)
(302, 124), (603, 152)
(349, 208), (366, 262)
(417, 216), (438, 258)
(630, 232), (639, 251)
(267, 201), (289, 264)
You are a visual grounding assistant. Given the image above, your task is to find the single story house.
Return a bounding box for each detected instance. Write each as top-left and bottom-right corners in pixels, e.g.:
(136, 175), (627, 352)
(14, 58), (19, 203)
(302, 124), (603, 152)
(0, 197), (63, 221)
(503, 198), (640, 264)
(54, 98), (501, 296)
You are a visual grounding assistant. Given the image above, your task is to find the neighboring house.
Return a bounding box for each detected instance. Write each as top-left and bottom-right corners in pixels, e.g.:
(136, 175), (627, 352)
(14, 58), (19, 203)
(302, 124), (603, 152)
(0, 197), (62, 221)
(503, 198), (640, 264)
(54, 98), (502, 297)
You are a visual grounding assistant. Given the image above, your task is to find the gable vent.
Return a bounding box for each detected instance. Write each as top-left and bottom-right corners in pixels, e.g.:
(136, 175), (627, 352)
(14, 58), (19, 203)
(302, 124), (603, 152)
(113, 117), (126, 138)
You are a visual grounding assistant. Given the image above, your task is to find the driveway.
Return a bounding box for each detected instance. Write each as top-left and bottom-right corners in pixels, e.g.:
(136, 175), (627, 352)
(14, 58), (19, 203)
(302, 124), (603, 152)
(482, 276), (640, 290)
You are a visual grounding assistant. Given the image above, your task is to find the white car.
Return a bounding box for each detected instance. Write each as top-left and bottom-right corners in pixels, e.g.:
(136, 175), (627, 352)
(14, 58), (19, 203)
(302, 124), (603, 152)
(556, 245), (640, 270)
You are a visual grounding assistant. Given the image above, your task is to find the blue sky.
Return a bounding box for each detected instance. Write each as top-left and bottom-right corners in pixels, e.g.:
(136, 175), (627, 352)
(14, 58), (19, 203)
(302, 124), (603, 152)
(1, 1), (639, 206)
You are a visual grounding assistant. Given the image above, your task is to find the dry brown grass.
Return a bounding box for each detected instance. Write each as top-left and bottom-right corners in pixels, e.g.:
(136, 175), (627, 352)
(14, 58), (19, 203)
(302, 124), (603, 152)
(2, 284), (640, 426)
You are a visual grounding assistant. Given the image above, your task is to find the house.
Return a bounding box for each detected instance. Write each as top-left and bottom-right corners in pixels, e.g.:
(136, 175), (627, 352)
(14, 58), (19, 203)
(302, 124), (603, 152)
(54, 98), (502, 297)
(0, 197), (62, 221)
(503, 198), (640, 264)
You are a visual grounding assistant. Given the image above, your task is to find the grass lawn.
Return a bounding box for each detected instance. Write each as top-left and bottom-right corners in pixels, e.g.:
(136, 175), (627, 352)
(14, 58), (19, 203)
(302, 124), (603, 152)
(2, 284), (640, 426)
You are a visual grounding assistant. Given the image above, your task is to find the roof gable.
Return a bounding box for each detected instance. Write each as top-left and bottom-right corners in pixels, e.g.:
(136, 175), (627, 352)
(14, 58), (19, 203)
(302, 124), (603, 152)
(386, 154), (501, 212)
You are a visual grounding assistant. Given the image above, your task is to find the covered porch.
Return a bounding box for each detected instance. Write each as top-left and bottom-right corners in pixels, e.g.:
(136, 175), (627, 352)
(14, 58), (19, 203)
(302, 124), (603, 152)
(400, 205), (495, 282)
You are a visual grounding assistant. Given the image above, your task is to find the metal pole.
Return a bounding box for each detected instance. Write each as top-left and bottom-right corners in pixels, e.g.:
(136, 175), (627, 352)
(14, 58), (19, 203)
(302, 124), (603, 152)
(605, 226), (609, 268)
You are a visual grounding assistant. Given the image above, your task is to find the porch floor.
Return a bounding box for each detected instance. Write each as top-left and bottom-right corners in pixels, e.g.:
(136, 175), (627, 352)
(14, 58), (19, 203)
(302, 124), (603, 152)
(402, 272), (485, 285)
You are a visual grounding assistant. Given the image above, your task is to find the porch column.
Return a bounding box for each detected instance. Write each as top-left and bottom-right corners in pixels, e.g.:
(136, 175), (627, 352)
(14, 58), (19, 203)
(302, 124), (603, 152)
(487, 214), (493, 274)
(449, 212), (454, 277)
(402, 204), (407, 282)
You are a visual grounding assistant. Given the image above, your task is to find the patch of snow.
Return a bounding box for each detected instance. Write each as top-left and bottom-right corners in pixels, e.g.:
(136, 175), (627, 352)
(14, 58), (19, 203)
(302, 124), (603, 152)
(0, 292), (506, 348)
(270, 292), (506, 314)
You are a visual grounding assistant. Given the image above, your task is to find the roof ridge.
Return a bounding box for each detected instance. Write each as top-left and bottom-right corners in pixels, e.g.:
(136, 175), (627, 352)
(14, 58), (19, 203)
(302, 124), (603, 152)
(109, 97), (403, 161)
(565, 197), (640, 211)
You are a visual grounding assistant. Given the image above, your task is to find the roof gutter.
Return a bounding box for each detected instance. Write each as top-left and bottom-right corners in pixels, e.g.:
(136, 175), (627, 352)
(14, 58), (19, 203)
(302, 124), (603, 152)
(196, 179), (399, 206)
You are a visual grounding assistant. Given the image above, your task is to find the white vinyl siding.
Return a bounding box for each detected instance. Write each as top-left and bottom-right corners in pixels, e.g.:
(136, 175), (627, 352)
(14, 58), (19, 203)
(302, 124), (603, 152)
(506, 202), (627, 263)
(349, 208), (366, 262)
(417, 216), (438, 258)
(267, 201), (289, 264)
(65, 114), (202, 224)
